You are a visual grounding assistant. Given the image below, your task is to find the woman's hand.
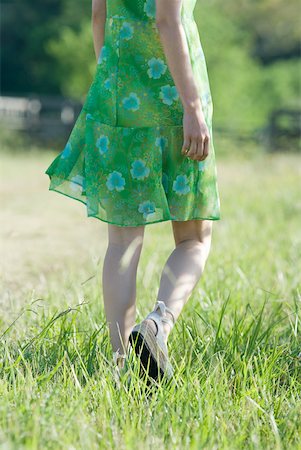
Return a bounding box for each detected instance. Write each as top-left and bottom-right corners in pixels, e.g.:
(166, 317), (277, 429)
(181, 100), (210, 161)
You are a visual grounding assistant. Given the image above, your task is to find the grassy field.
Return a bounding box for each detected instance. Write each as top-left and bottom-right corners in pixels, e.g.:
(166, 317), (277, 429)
(0, 143), (300, 450)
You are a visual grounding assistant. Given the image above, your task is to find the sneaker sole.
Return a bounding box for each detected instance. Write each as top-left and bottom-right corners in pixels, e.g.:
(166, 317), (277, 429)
(129, 322), (173, 381)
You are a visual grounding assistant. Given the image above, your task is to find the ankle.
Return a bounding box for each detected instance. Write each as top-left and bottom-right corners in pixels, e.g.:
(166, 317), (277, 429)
(162, 323), (172, 342)
(156, 304), (175, 324)
(154, 302), (175, 337)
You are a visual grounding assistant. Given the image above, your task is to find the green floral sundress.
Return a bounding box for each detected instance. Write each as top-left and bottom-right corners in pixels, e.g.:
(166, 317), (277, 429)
(45, 0), (221, 227)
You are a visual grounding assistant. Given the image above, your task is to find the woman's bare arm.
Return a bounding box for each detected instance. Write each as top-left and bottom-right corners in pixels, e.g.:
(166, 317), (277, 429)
(91, 0), (107, 62)
(155, 0), (210, 161)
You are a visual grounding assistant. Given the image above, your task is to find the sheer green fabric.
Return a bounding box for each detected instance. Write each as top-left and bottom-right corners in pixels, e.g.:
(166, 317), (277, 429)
(45, 0), (221, 227)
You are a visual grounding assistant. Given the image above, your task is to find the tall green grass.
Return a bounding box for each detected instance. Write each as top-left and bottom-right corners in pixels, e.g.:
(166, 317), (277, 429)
(0, 146), (300, 449)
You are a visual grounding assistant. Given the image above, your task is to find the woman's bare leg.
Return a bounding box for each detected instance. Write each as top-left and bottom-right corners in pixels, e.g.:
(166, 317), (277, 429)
(145, 219), (213, 340)
(102, 223), (145, 363)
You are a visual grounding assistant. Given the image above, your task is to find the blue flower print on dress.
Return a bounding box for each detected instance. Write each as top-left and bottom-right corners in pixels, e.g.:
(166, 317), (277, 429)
(96, 135), (109, 155)
(71, 174), (84, 185)
(198, 161), (205, 172)
(144, 0), (155, 18)
(159, 85), (179, 106)
(130, 159), (150, 180)
(120, 22), (134, 40)
(104, 77), (112, 91)
(138, 200), (156, 219)
(70, 174), (85, 193)
(155, 135), (168, 154)
(86, 113), (94, 121)
(61, 142), (72, 159)
(122, 92), (141, 111)
(172, 174), (190, 195)
(106, 171), (126, 191)
(98, 45), (108, 64)
(147, 57), (167, 79)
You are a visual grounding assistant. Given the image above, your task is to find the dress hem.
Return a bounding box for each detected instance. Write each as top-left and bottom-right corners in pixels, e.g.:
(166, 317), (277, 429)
(46, 181), (221, 227)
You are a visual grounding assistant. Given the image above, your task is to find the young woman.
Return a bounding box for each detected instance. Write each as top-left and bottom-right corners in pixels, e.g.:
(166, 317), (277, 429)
(45, 0), (221, 382)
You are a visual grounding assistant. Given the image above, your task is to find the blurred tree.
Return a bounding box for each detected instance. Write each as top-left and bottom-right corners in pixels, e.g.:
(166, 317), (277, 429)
(225, 0), (301, 63)
(1, 0), (90, 95)
(46, 21), (96, 99)
(195, 2), (265, 132)
(195, 0), (301, 133)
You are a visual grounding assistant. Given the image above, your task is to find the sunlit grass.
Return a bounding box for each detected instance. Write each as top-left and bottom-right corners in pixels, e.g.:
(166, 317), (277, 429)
(0, 140), (300, 449)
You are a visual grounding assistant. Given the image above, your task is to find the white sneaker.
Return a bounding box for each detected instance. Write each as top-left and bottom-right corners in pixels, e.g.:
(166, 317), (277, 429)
(129, 300), (175, 381)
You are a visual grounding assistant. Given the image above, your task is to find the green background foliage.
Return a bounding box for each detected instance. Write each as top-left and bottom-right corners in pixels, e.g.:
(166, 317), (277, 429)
(1, 0), (300, 133)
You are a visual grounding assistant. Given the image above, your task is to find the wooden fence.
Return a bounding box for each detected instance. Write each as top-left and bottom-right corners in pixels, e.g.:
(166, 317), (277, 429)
(0, 95), (300, 151)
(0, 95), (83, 142)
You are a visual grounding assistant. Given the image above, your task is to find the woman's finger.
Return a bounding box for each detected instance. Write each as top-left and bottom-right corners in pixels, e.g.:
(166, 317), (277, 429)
(187, 138), (197, 159)
(199, 135), (209, 161)
(194, 137), (204, 161)
(181, 137), (191, 155)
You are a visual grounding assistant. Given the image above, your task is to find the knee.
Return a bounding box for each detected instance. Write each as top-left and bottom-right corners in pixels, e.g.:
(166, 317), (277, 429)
(108, 237), (144, 261)
(176, 237), (211, 250)
(176, 237), (212, 259)
(173, 219), (213, 250)
(107, 234), (144, 269)
(108, 225), (144, 252)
